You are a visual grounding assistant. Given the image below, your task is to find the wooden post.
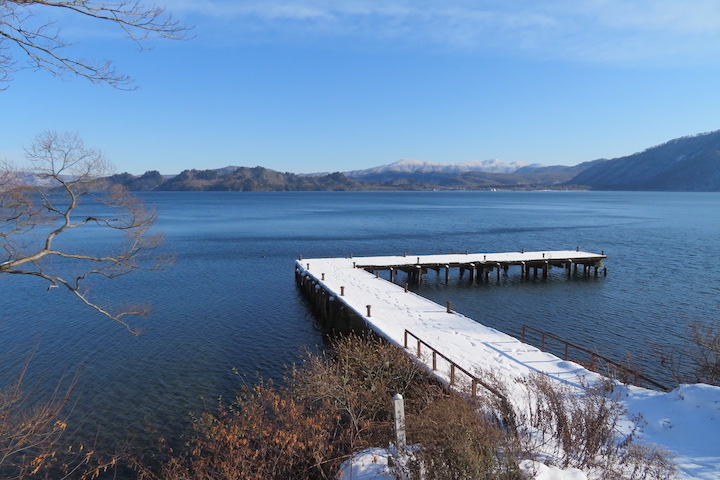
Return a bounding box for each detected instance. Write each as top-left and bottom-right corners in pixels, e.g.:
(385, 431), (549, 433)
(404, 283), (409, 293)
(446, 301), (452, 313)
(390, 268), (395, 282)
(450, 364), (456, 386)
(496, 263), (501, 281)
(444, 265), (450, 283)
(340, 286), (345, 296)
(432, 351), (437, 370)
(393, 394), (407, 451)
(321, 273), (325, 281)
(366, 305), (372, 317)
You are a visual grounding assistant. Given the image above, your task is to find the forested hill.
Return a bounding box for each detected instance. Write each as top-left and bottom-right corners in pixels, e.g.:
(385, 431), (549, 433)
(99, 167), (365, 191)
(568, 130), (720, 191)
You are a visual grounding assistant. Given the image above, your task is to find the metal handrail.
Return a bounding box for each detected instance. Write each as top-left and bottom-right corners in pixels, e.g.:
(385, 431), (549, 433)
(403, 329), (507, 401)
(521, 324), (668, 391)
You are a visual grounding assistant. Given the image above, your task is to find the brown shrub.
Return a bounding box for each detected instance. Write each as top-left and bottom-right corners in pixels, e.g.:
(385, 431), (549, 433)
(406, 392), (523, 480)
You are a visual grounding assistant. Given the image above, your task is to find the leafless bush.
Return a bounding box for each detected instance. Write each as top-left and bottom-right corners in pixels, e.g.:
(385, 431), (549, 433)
(470, 371), (677, 479)
(0, 373), (68, 479)
(290, 333), (433, 449)
(0, 364), (121, 479)
(655, 319), (720, 386)
(406, 392), (523, 480)
(136, 381), (342, 480)
(687, 320), (720, 385)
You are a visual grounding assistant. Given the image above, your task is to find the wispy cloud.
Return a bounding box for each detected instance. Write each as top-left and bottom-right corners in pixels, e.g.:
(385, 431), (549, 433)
(174, 0), (720, 64)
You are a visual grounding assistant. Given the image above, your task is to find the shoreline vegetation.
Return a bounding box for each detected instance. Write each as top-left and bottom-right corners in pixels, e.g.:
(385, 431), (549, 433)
(3, 322), (717, 478)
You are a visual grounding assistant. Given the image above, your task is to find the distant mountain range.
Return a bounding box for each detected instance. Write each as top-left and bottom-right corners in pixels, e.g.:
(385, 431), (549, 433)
(26, 129), (720, 191)
(341, 159), (535, 178)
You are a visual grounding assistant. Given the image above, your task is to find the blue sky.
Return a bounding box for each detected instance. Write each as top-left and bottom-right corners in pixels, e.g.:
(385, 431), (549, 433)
(3, 0), (720, 175)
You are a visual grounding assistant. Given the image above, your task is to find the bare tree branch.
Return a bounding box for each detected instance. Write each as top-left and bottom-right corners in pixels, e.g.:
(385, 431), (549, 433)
(0, 0), (189, 89)
(0, 131), (172, 333)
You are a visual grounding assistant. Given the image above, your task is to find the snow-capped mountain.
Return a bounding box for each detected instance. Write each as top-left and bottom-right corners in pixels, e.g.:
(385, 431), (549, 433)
(344, 159), (532, 178)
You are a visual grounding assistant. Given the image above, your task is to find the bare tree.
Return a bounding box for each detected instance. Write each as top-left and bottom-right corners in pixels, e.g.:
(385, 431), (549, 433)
(0, 131), (170, 333)
(0, 0), (188, 89)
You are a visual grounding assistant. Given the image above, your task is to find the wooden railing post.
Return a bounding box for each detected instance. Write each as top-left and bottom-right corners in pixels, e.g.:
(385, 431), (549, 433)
(404, 330), (409, 349)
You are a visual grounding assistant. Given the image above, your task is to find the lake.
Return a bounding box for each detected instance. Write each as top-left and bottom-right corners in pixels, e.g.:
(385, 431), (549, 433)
(1, 190), (719, 465)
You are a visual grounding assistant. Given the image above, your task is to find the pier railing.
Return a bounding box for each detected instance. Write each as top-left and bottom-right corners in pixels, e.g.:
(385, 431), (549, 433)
(403, 329), (509, 402)
(520, 324), (668, 391)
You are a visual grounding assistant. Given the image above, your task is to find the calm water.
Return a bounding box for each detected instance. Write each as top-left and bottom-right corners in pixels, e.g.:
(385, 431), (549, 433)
(1, 191), (719, 463)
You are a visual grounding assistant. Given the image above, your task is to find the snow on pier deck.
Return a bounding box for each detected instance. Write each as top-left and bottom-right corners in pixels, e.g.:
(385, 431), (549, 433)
(296, 250), (720, 479)
(295, 250), (607, 388)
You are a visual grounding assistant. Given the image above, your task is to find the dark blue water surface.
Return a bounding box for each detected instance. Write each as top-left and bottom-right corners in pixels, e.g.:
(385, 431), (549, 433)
(1, 191), (719, 458)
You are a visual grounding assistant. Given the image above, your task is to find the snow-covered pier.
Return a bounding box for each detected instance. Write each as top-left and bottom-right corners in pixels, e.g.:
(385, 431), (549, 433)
(295, 250), (607, 388)
(296, 251), (720, 479)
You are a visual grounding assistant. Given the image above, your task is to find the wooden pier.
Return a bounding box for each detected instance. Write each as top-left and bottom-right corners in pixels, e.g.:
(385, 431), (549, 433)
(293, 250), (656, 395)
(346, 249), (607, 283)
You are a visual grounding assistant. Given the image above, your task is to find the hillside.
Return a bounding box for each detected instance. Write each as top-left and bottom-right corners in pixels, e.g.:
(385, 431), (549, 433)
(569, 130), (720, 191)
(101, 167), (366, 191)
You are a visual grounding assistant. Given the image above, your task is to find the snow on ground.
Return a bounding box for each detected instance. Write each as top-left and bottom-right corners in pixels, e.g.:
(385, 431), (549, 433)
(298, 254), (720, 480)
